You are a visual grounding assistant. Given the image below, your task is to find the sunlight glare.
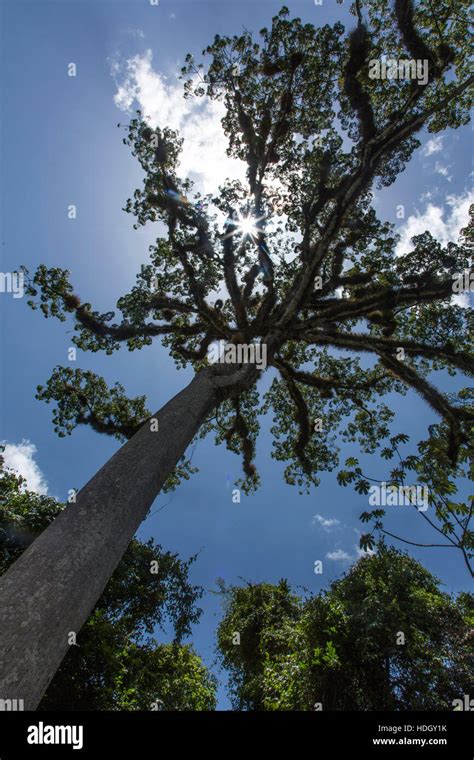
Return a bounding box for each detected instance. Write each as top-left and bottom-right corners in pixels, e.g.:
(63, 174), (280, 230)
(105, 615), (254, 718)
(236, 213), (260, 239)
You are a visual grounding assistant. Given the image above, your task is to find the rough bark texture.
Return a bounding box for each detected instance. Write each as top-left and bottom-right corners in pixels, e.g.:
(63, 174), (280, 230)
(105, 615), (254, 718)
(0, 367), (223, 710)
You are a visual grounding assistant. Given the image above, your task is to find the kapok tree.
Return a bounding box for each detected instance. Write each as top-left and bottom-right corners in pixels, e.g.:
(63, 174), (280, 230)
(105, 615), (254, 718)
(0, 451), (216, 710)
(0, 1), (472, 709)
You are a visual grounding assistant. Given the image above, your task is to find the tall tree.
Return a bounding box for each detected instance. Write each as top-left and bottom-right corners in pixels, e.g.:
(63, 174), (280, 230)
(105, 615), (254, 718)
(0, 454), (216, 710)
(216, 547), (474, 710)
(0, 1), (472, 707)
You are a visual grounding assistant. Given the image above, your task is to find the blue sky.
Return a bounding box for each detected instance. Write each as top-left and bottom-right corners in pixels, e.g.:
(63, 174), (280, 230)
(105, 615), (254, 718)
(0, 0), (472, 708)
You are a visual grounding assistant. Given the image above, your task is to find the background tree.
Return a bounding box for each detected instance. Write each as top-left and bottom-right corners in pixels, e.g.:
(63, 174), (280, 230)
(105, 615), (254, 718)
(216, 579), (301, 710)
(216, 547), (474, 710)
(0, 453), (216, 710)
(0, 0), (472, 707)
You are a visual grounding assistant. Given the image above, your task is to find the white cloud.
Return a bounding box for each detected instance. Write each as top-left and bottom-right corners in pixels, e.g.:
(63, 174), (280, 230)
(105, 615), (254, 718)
(326, 542), (375, 562)
(418, 189), (439, 203)
(422, 136), (443, 156)
(355, 543), (375, 558)
(434, 162), (451, 181)
(326, 549), (352, 561)
(1, 441), (48, 495)
(111, 50), (246, 194)
(312, 514), (340, 531)
(395, 189), (474, 257)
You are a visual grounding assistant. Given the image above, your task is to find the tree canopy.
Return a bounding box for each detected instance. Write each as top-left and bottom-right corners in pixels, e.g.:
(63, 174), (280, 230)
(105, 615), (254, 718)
(21, 1), (472, 511)
(342, 420), (473, 575)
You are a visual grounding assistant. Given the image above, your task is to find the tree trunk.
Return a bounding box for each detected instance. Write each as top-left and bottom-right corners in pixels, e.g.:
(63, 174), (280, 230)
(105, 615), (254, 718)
(0, 367), (224, 709)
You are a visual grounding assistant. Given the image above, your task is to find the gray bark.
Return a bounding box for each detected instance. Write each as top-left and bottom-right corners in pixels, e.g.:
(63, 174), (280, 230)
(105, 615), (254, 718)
(0, 366), (225, 709)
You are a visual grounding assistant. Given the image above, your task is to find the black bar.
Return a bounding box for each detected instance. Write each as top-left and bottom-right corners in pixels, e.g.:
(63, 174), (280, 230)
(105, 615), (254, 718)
(0, 711), (471, 757)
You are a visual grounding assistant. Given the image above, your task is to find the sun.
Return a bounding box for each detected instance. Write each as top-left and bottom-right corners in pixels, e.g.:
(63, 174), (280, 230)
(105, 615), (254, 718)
(223, 210), (266, 242)
(237, 214), (259, 238)
(234, 211), (266, 240)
